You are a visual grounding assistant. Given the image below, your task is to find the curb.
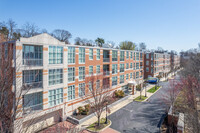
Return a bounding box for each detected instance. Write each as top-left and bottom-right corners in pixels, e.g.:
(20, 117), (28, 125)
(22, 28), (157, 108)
(86, 119), (112, 133)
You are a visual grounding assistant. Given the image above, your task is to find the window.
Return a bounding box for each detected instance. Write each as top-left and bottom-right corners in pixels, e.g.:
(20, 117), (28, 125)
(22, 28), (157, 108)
(96, 65), (100, 74)
(89, 48), (93, 60)
(133, 63), (135, 70)
(68, 67), (75, 82)
(23, 45), (43, 66)
(140, 53), (143, 60)
(112, 50), (118, 61)
(134, 52), (135, 60)
(151, 68), (154, 73)
(136, 63), (139, 69)
(49, 69), (63, 86)
(88, 82), (93, 91)
(89, 66), (93, 75)
(49, 46), (63, 64)
(146, 53), (149, 59)
(96, 80), (100, 89)
(126, 51), (129, 59)
(126, 74), (129, 80)
(79, 48), (85, 63)
(136, 52), (139, 61)
(120, 51), (124, 61)
(130, 73), (133, 79)
(68, 85), (75, 100)
(23, 70), (43, 88)
(133, 72), (135, 79)
(79, 83), (85, 97)
(146, 67), (149, 72)
(23, 92), (43, 112)
(136, 72), (139, 79)
(130, 63), (133, 68)
(79, 67), (85, 80)
(131, 52), (133, 59)
(49, 88), (63, 107)
(112, 64), (118, 74)
(120, 64), (124, 72)
(120, 75), (124, 84)
(146, 61), (149, 66)
(112, 76), (117, 86)
(68, 47), (75, 64)
(97, 49), (100, 60)
(126, 63), (129, 69)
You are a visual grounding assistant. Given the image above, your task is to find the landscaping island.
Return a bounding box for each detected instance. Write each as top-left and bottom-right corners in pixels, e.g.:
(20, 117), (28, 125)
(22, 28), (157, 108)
(87, 118), (111, 132)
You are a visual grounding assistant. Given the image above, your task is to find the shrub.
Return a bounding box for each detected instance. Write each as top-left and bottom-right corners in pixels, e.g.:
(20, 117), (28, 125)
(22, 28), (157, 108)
(85, 104), (91, 112)
(81, 110), (89, 115)
(136, 84), (141, 91)
(114, 90), (125, 98)
(77, 106), (84, 115)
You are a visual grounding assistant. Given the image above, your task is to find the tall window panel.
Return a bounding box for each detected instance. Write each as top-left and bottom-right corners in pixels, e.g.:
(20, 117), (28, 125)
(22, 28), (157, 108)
(126, 63), (129, 69)
(130, 73), (133, 79)
(112, 76), (117, 86)
(130, 52), (133, 59)
(79, 83), (85, 97)
(89, 48), (93, 60)
(136, 63), (139, 69)
(68, 67), (75, 82)
(68, 85), (75, 101)
(49, 69), (63, 86)
(126, 51), (129, 59)
(112, 50), (118, 61)
(79, 47), (85, 63)
(136, 52), (139, 61)
(96, 80), (100, 89)
(49, 46), (63, 64)
(89, 66), (93, 75)
(68, 47), (75, 64)
(96, 65), (100, 74)
(112, 64), (118, 74)
(126, 74), (129, 80)
(136, 72), (139, 79)
(97, 49), (100, 60)
(120, 64), (124, 72)
(120, 51), (125, 61)
(120, 75), (124, 84)
(130, 63), (133, 68)
(79, 67), (85, 80)
(49, 88), (63, 107)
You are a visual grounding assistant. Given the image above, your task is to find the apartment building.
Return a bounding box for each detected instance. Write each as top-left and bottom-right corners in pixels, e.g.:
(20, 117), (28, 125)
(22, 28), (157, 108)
(170, 53), (180, 70)
(144, 52), (171, 79)
(1, 33), (144, 132)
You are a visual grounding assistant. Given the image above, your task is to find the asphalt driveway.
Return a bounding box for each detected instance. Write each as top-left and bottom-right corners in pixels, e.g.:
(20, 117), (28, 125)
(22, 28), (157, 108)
(108, 78), (176, 133)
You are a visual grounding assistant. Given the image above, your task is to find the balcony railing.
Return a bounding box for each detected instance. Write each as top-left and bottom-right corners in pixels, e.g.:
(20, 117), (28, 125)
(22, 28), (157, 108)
(23, 81), (43, 89)
(112, 81), (117, 86)
(112, 58), (117, 62)
(103, 58), (110, 62)
(23, 103), (43, 114)
(103, 71), (110, 75)
(120, 58), (124, 61)
(23, 59), (43, 66)
(120, 80), (124, 84)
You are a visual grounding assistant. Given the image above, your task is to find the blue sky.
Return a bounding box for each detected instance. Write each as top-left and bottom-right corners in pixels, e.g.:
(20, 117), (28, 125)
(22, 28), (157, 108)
(1, 0), (200, 52)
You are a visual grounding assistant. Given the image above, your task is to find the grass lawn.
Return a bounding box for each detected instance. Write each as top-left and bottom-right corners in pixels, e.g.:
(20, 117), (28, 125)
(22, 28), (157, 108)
(87, 118), (110, 132)
(134, 96), (147, 102)
(147, 86), (161, 93)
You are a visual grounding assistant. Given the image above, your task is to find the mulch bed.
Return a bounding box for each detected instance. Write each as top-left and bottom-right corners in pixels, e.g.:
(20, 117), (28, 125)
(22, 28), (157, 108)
(71, 96), (126, 120)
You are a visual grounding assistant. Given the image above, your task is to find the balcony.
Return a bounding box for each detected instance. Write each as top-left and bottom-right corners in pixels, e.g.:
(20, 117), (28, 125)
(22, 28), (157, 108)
(23, 59), (43, 66)
(103, 71), (110, 75)
(23, 81), (43, 89)
(23, 103), (43, 115)
(103, 50), (110, 62)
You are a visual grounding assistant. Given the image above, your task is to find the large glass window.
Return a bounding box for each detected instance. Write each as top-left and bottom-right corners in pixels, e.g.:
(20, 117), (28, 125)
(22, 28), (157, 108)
(89, 66), (93, 75)
(97, 49), (100, 60)
(146, 53), (149, 59)
(96, 65), (100, 74)
(131, 52), (133, 59)
(140, 53), (143, 60)
(126, 63), (129, 69)
(23, 92), (43, 113)
(68, 67), (75, 82)
(23, 45), (43, 66)
(126, 74), (129, 80)
(146, 67), (149, 72)
(130, 73), (133, 79)
(49, 69), (63, 86)
(49, 46), (63, 64)
(112, 76), (117, 86)
(79, 83), (85, 97)
(79, 48), (85, 63)
(68, 47), (75, 64)
(89, 48), (93, 60)
(112, 64), (118, 74)
(23, 70), (43, 88)
(49, 88), (63, 107)
(79, 67), (85, 80)
(136, 63), (139, 69)
(136, 72), (139, 79)
(96, 80), (100, 89)
(136, 52), (139, 61)
(133, 63), (135, 70)
(68, 85), (75, 100)
(112, 50), (118, 61)
(120, 64), (124, 72)
(120, 51), (125, 61)
(146, 61), (149, 66)
(130, 63), (133, 68)
(126, 51), (129, 59)
(120, 75), (124, 84)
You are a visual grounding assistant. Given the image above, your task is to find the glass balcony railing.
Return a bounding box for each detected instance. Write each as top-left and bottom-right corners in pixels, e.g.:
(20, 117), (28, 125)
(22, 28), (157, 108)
(103, 58), (110, 62)
(23, 81), (43, 89)
(103, 71), (110, 75)
(23, 103), (43, 114)
(23, 59), (43, 66)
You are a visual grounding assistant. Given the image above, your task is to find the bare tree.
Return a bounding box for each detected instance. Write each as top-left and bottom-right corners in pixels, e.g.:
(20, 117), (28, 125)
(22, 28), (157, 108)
(7, 19), (17, 40)
(21, 22), (40, 37)
(51, 29), (72, 44)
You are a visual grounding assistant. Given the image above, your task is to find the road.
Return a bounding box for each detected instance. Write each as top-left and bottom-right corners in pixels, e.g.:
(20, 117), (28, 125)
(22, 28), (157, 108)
(108, 76), (179, 133)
